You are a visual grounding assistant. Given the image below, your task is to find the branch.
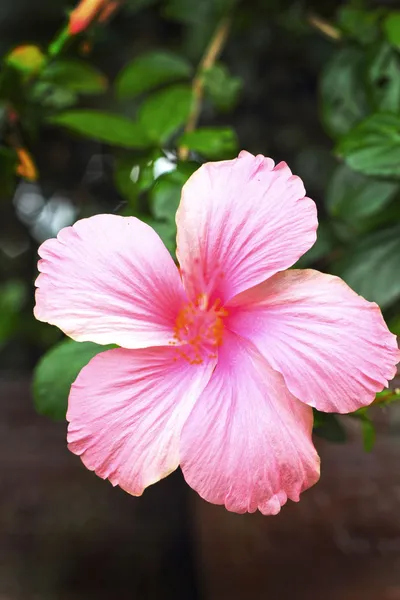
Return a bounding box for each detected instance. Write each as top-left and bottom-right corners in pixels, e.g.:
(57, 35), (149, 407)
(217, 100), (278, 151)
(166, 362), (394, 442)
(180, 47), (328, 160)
(178, 17), (231, 160)
(308, 13), (342, 41)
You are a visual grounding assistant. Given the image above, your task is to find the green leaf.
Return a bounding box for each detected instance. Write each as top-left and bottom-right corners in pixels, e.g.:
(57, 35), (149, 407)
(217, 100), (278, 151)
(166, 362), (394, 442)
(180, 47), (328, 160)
(116, 152), (169, 213)
(113, 154), (140, 210)
(151, 162), (196, 220)
(361, 417), (375, 452)
(313, 410), (347, 443)
(337, 6), (380, 44)
(336, 225), (400, 309)
(164, 0), (235, 60)
(338, 107), (398, 162)
(151, 176), (180, 221)
(164, 0), (205, 23)
(41, 59), (108, 95)
(202, 63), (242, 112)
(149, 162), (197, 253)
(295, 222), (336, 268)
(384, 11), (400, 49)
(116, 51), (192, 99)
(367, 44), (400, 113)
(326, 164), (399, 222)
(48, 110), (150, 148)
(349, 411), (376, 452)
(31, 82), (77, 109)
(374, 387), (400, 405)
(137, 156), (160, 192)
(138, 84), (193, 144)
(388, 314), (400, 336)
(145, 218), (177, 255)
(178, 126), (237, 158)
(320, 47), (369, 139)
(151, 173), (181, 223)
(33, 339), (114, 420)
(337, 113), (400, 178)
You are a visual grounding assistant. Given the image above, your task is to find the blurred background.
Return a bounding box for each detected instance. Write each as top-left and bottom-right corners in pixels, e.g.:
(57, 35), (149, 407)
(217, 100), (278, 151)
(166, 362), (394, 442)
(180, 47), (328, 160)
(1, 0), (400, 598)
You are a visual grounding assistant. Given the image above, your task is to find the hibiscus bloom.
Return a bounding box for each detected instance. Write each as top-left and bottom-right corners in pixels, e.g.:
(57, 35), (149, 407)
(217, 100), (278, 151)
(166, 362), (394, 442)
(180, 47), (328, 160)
(34, 151), (399, 515)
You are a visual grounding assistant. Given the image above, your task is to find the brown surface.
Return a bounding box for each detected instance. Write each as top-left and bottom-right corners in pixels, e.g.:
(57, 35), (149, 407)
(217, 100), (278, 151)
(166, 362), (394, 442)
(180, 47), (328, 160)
(2, 374), (400, 600)
(0, 375), (198, 600)
(194, 414), (400, 600)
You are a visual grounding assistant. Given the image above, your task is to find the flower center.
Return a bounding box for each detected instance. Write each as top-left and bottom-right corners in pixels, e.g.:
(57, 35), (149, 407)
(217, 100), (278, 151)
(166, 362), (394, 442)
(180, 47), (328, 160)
(172, 295), (228, 364)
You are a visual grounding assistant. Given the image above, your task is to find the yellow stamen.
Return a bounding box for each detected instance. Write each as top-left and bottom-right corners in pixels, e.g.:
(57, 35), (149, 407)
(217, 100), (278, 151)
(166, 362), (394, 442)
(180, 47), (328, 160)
(173, 295), (227, 364)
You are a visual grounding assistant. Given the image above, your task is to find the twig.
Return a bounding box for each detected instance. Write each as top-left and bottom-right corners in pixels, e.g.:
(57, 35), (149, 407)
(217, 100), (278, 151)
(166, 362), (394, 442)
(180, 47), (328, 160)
(178, 17), (231, 160)
(308, 13), (342, 41)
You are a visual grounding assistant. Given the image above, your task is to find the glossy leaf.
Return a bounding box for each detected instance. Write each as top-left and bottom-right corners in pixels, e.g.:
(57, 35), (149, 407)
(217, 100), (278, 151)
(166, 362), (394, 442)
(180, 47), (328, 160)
(148, 162), (197, 253)
(338, 6), (380, 44)
(138, 84), (193, 144)
(113, 154), (140, 210)
(116, 51), (192, 99)
(41, 60), (108, 94)
(367, 44), (400, 113)
(48, 110), (150, 148)
(202, 63), (242, 112)
(320, 47), (369, 138)
(151, 162), (196, 220)
(151, 172), (180, 221)
(326, 164), (399, 222)
(384, 11), (400, 49)
(295, 222), (336, 267)
(31, 82), (77, 109)
(115, 151), (170, 212)
(337, 113), (400, 178)
(178, 126), (237, 158)
(144, 218), (177, 256)
(336, 225), (400, 309)
(388, 314), (400, 337)
(313, 410), (347, 443)
(349, 411), (376, 452)
(33, 339), (114, 420)
(361, 417), (376, 452)
(374, 387), (400, 405)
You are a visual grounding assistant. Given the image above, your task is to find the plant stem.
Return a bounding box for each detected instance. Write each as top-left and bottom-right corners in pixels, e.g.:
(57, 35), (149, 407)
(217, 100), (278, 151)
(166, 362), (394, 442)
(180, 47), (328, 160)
(178, 17), (231, 160)
(48, 25), (71, 58)
(308, 13), (342, 41)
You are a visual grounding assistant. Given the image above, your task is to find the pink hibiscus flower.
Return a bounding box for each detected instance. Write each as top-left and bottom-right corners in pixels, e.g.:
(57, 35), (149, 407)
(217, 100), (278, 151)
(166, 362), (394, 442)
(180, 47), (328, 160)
(34, 150), (399, 515)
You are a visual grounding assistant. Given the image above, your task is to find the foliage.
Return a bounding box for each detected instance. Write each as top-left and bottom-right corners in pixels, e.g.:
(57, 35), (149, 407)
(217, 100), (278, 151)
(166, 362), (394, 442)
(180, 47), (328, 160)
(49, 109), (151, 147)
(33, 339), (114, 420)
(0, 0), (398, 451)
(115, 51), (192, 99)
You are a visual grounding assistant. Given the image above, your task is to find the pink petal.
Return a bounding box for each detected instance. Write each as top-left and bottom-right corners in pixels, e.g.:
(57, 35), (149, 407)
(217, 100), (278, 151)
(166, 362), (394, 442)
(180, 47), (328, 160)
(180, 331), (320, 515)
(176, 150), (317, 304)
(227, 269), (400, 413)
(67, 346), (216, 495)
(34, 214), (187, 348)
